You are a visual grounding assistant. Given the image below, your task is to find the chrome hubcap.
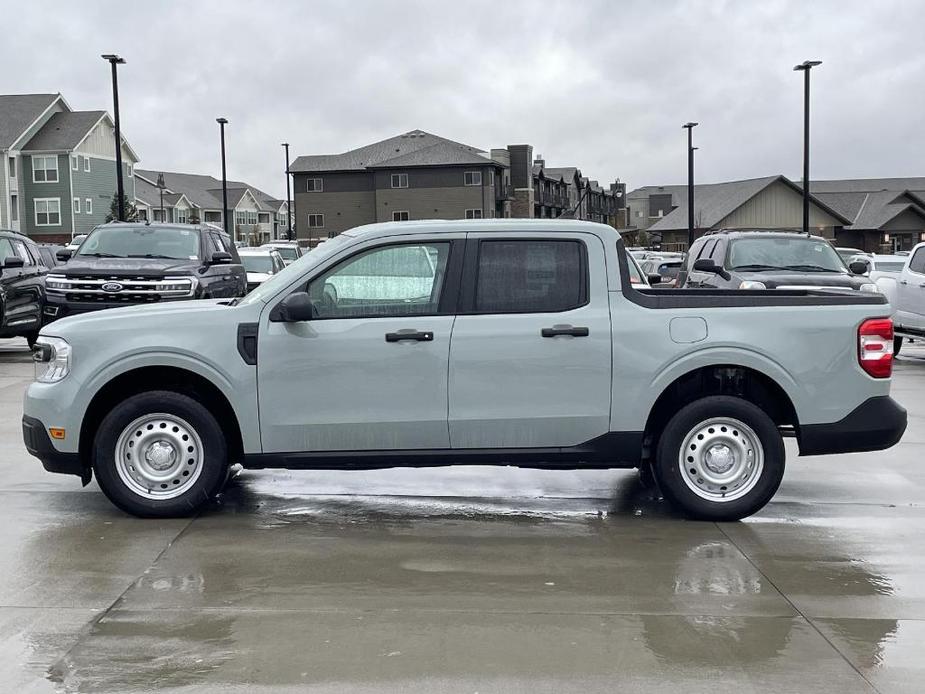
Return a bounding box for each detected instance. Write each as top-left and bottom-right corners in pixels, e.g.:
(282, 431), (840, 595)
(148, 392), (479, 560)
(115, 413), (204, 500)
(679, 417), (764, 502)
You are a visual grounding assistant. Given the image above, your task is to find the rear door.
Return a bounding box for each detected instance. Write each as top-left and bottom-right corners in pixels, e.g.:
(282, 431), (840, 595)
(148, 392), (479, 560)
(897, 245), (925, 330)
(0, 238), (43, 334)
(447, 232), (612, 449)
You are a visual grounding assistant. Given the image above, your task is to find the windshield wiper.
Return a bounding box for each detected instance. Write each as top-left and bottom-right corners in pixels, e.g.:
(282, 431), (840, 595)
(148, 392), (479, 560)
(126, 253), (187, 260)
(76, 252), (121, 258)
(730, 264), (787, 271)
(782, 264), (839, 272)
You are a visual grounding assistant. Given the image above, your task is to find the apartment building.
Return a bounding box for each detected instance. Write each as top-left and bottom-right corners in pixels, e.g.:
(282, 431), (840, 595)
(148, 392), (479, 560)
(0, 93), (139, 242)
(290, 130), (624, 244)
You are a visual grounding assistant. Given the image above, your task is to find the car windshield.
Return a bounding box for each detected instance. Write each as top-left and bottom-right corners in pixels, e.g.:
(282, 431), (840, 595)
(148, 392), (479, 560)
(270, 246), (298, 260)
(728, 237), (847, 273)
(241, 255), (274, 273)
(874, 261), (905, 272)
(76, 226), (200, 260)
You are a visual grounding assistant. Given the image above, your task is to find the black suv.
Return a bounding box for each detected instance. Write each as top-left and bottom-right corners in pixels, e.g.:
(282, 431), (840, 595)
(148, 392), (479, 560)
(679, 230), (877, 292)
(0, 230), (47, 345)
(45, 222), (246, 322)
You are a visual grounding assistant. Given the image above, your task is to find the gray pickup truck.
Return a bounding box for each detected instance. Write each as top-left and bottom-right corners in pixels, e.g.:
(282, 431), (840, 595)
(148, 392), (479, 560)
(23, 220), (907, 520)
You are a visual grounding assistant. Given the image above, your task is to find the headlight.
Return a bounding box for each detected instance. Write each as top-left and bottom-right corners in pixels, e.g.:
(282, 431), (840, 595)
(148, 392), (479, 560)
(155, 276), (198, 295)
(33, 337), (71, 383)
(859, 283), (880, 293)
(45, 274), (69, 291)
(738, 280), (767, 290)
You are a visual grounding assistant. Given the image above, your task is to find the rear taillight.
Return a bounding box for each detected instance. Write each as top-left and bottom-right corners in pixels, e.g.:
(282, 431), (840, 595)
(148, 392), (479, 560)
(858, 318), (893, 378)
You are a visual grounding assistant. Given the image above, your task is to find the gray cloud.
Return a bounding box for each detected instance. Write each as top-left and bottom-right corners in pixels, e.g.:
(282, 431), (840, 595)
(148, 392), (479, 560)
(3, 0), (922, 196)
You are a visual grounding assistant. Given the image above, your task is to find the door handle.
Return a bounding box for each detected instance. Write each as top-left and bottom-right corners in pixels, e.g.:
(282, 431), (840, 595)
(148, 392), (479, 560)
(900, 280), (908, 285)
(385, 330), (433, 342)
(541, 325), (589, 338)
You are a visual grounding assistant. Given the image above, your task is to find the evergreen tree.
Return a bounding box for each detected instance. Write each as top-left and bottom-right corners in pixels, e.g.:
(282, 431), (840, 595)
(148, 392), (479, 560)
(104, 193), (139, 222)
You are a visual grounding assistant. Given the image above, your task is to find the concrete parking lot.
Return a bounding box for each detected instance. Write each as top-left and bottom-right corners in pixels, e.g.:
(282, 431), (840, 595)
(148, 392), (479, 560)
(0, 337), (923, 693)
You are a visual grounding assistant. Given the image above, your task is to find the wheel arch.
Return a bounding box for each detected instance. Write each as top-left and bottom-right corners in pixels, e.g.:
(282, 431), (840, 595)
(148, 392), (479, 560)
(79, 365), (245, 473)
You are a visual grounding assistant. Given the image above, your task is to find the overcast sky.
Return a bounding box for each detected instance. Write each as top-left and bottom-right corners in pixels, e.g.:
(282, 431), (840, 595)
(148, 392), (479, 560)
(3, 0), (922, 197)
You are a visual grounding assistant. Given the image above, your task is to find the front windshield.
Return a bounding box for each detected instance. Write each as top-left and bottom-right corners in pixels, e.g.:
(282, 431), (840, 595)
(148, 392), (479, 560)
(241, 255), (274, 273)
(238, 234), (355, 306)
(77, 226), (200, 260)
(874, 261), (905, 272)
(728, 237), (847, 273)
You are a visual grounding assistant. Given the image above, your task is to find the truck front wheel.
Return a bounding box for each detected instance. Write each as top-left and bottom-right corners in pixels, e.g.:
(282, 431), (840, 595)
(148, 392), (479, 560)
(93, 390), (228, 517)
(654, 396), (785, 521)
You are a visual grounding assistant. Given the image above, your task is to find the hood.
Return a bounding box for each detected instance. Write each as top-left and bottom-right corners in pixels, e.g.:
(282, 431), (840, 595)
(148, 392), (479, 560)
(41, 299), (234, 336)
(58, 256), (201, 277)
(735, 270), (868, 290)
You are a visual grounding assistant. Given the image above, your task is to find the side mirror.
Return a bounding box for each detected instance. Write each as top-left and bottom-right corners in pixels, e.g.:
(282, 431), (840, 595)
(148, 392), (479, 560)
(692, 258), (730, 280)
(647, 273), (663, 286)
(3, 256), (25, 270)
(849, 260), (869, 275)
(277, 291), (316, 322)
(56, 248), (73, 261)
(210, 251), (232, 265)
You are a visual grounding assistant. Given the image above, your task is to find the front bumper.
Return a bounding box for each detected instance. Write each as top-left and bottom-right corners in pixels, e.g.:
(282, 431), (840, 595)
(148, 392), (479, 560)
(22, 415), (90, 483)
(799, 396), (907, 456)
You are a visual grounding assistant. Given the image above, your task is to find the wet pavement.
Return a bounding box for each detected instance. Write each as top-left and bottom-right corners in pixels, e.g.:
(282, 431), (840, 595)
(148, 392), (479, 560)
(1, 336), (924, 693)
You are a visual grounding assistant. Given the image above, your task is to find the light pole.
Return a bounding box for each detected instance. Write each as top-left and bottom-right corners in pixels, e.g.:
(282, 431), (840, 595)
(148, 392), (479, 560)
(282, 142), (293, 241)
(101, 54), (126, 221)
(156, 172), (166, 222)
(216, 118), (229, 237)
(682, 122), (698, 250)
(794, 60), (822, 236)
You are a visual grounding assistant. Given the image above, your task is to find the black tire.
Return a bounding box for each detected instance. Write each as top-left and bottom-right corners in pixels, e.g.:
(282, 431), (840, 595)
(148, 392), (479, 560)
(93, 390), (228, 517)
(894, 336), (903, 356)
(654, 395), (785, 521)
(24, 331), (39, 349)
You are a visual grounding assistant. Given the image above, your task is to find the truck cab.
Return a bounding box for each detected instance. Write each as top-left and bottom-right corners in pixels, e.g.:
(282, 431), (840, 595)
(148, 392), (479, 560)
(889, 242), (925, 353)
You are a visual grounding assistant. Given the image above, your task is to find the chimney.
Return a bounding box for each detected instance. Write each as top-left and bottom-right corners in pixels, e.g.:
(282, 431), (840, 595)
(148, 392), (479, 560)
(507, 144), (533, 189)
(533, 156), (545, 168)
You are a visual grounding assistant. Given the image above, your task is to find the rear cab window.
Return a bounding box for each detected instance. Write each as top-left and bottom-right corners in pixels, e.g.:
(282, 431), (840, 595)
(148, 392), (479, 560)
(909, 248), (925, 275)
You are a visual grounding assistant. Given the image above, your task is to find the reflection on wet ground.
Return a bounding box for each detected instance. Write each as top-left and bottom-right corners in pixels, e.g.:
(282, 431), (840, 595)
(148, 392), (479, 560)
(1, 338), (925, 692)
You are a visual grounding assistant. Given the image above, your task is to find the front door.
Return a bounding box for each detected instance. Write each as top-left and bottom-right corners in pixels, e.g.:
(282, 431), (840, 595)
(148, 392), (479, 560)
(258, 237), (461, 453)
(897, 245), (925, 330)
(448, 232), (612, 449)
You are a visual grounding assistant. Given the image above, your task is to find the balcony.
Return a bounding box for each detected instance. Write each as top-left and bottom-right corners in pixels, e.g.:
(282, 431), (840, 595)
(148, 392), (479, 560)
(495, 183), (514, 201)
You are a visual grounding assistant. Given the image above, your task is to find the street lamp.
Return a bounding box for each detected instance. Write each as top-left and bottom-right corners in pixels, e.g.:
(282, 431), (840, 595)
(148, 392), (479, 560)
(101, 54), (126, 221)
(156, 172), (166, 222)
(282, 142), (293, 241)
(216, 118), (229, 236)
(682, 122), (698, 249)
(794, 60), (822, 236)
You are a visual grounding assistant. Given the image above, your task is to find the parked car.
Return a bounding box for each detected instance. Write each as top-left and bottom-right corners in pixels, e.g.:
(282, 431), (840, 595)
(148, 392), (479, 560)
(34, 244), (65, 269)
(66, 234), (87, 252)
(239, 248), (286, 293)
(260, 241), (303, 266)
(836, 246), (870, 264)
(626, 251), (661, 288)
(43, 222), (246, 323)
(24, 220), (906, 521)
(680, 230), (879, 293)
(848, 254), (907, 281)
(0, 230), (47, 346)
(640, 258), (683, 287)
(874, 242), (925, 354)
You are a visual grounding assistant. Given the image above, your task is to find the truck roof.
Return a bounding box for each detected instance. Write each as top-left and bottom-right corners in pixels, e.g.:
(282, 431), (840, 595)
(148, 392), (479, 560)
(341, 218), (622, 242)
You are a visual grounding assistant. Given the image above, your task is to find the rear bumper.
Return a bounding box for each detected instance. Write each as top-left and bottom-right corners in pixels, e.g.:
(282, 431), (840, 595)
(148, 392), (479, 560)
(799, 396), (907, 456)
(22, 415), (89, 483)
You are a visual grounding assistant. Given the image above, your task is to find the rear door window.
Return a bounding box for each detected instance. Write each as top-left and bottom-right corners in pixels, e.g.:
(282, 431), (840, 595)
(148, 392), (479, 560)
(474, 240), (585, 313)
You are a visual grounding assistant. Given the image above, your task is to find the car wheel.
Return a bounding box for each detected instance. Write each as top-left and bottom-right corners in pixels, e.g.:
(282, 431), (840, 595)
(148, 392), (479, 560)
(93, 390), (228, 517)
(894, 336), (903, 356)
(654, 395), (785, 521)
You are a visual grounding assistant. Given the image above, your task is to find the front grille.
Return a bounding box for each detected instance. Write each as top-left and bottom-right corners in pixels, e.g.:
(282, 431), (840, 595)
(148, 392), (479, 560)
(46, 274), (195, 303)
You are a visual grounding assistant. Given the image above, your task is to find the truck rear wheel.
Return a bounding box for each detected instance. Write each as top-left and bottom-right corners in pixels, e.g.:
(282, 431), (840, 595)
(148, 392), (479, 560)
(654, 395), (784, 521)
(894, 336), (903, 356)
(93, 390), (228, 517)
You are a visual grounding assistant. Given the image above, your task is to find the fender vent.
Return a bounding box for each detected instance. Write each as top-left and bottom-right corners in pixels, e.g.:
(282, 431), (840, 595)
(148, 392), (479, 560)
(237, 323), (258, 366)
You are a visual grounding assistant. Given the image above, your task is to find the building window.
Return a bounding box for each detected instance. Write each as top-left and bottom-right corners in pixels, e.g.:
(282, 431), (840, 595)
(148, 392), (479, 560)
(73, 197), (81, 214)
(465, 209), (483, 219)
(247, 211), (258, 225)
(176, 208), (189, 224)
(127, 164), (133, 177)
(308, 213), (324, 228)
(34, 198), (61, 226)
(83, 156), (90, 172)
(85, 198), (92, 215)
(8, 157), (15, 178)
(464, 171), (482, 186)
(71, 156), (78, 171)
(137, 208), (147, 221)
(391, 173), (408, 189)
(235, 211), (245, 226)
(32, 155), (58, 183)
(307, 178), (323, 192)
(10, 195), (18, 222)
(392, 210), (409, 221)
(258, 212), (270, 223)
